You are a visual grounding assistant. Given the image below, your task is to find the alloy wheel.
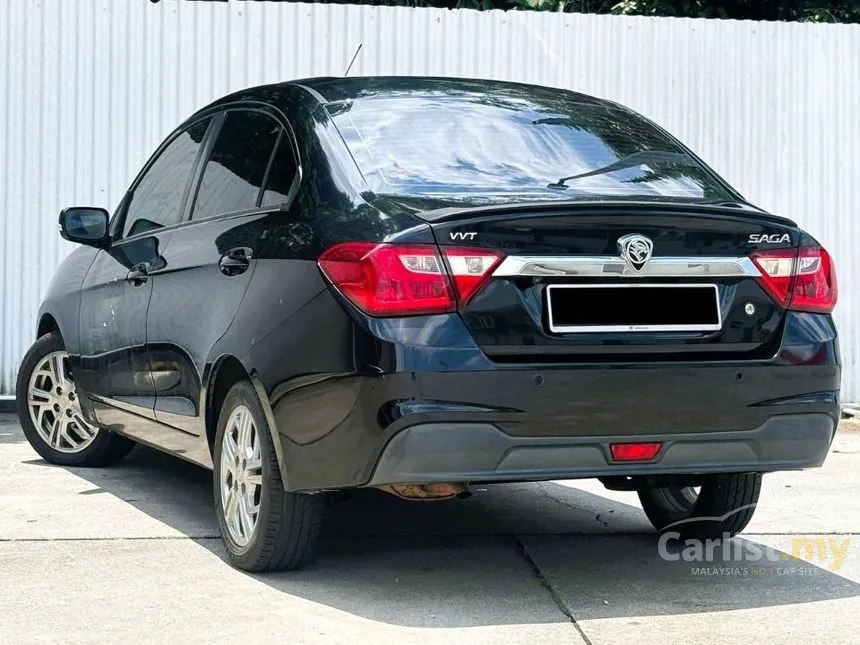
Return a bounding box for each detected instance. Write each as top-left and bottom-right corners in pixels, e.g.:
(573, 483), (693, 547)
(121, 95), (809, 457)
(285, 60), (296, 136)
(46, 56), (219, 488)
(220, 404), (263, 547)
(27, 350), (99, 453)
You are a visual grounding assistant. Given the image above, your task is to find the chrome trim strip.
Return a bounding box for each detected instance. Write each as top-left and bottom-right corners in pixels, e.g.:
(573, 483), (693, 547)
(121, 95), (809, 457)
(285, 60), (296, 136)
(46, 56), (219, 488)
(546, 283), (722, 334)
(493, 255), (760, 278)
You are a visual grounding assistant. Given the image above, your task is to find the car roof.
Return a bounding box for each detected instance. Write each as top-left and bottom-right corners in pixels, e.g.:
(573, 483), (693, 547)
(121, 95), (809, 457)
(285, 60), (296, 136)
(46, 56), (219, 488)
(199, 76), (624, 115)
(288, 76), (618, 107)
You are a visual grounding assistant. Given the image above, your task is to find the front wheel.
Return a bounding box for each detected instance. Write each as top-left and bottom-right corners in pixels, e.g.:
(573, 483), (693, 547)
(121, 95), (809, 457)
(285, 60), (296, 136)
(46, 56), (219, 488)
(213, 380), (325, 572)
(16, 332), (135, 467)
(637, 473), (762, 539)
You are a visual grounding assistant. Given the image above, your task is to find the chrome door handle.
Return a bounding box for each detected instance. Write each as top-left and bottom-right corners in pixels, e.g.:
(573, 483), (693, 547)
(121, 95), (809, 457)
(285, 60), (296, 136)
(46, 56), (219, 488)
(126, 262), (150, 286)
(219, 247), (253, 276)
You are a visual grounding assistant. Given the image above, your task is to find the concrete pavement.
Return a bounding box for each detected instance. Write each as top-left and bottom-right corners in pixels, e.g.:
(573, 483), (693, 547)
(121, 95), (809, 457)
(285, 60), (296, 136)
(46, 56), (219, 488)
(1, 413), (860, 644)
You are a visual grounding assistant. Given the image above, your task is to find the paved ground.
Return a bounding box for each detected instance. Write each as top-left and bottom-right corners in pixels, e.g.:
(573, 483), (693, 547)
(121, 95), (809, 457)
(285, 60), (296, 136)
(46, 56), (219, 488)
(2, 414), (860, 644)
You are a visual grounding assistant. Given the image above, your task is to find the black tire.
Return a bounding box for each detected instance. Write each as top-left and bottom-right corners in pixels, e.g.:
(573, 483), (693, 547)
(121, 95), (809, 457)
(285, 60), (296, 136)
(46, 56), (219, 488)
(637, 473), (762, 539)
(212, 380), (325, 572)
(16, 332), (135, 467)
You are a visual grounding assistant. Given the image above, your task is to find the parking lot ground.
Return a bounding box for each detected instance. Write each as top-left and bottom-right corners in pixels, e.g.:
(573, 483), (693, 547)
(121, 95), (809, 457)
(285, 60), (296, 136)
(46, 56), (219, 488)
(2, 413), (860, 644)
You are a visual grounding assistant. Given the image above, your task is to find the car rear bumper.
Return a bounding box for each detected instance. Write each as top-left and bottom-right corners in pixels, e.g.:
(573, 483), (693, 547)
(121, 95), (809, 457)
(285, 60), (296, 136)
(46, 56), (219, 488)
(268, 360), (840, 491)
(249, 294), (841, 491)
(366, 413), (836, 486)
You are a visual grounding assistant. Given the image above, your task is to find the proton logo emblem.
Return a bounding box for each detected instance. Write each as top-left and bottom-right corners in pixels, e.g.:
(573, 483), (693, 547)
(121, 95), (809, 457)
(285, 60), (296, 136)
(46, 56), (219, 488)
(617, 233), (654, 272)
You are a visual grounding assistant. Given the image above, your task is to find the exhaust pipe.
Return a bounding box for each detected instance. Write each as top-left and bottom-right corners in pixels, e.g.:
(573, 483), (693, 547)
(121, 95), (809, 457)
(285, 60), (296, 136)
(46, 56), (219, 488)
(376, 482), (468, 501)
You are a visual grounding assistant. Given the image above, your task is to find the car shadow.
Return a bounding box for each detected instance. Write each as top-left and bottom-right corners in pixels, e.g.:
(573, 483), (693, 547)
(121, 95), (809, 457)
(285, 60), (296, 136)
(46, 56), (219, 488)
(18, 438), (860, 628)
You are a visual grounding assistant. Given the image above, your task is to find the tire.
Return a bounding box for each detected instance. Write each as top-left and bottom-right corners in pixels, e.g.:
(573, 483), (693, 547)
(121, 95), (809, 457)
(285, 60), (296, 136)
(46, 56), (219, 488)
(637, 473), (762, 539)
(212, 380), (325, 572)
(16, 332), (135, 467)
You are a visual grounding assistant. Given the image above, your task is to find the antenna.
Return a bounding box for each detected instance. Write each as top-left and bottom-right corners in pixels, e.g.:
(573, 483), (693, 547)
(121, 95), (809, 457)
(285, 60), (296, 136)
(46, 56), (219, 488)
(344, 44), (363, 77)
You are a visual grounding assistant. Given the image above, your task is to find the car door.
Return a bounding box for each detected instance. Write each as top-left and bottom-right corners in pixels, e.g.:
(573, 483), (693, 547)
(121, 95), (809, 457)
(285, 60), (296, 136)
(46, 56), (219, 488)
(145, 108), (298, 440)
(75, 118), (213, 435)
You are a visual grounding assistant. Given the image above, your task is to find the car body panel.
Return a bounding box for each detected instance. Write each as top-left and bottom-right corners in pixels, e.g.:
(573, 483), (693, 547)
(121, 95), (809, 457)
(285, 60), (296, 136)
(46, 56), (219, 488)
(147, 213), (260, 434)
(75, 233), (170, 417)
(37, 244), (99, 356)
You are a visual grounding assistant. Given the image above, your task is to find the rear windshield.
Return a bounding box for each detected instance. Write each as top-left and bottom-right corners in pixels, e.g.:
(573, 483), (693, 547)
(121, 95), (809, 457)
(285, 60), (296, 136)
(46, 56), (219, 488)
(327, 91), (731, 202)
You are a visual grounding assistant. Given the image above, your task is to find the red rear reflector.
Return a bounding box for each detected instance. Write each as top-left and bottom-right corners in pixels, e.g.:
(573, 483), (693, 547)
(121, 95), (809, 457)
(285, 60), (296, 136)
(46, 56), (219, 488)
(318, 242), (503, 316)
(610, 442), (662, 462)
(750, 246), (837, 314)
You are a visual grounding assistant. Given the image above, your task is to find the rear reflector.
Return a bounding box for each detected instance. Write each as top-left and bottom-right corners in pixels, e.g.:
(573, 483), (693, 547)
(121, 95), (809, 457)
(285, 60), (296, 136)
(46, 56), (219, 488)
(751, 246), (837, 314)
(610, 442), (662, 462)
(318, 242), (503, 316)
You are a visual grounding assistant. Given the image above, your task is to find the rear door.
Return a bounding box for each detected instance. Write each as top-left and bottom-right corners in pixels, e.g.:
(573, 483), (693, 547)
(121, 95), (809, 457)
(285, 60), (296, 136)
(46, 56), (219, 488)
(145, 107), (298, 437)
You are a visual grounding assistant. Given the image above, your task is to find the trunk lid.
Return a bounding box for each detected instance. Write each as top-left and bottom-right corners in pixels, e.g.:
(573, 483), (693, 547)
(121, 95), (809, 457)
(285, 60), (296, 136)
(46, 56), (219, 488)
(424, 202), (800, 363)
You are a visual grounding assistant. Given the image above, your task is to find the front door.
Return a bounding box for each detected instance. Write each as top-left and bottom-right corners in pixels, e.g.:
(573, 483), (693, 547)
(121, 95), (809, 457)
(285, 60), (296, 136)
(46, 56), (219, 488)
(76, 235), (161, 417)
(75, 118), (213, 435)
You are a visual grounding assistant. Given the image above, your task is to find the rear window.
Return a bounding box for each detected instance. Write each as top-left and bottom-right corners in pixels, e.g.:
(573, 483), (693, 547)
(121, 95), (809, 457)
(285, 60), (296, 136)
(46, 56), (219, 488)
(328, 92), (731, 202)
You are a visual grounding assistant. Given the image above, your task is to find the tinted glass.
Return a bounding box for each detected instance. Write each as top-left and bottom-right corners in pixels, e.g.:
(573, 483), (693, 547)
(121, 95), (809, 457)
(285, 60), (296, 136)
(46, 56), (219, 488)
(123, 119), (209, 238)
(192, 111), (282, 219)
(328, 92), (731, 202)
(260, 135), (298, 208)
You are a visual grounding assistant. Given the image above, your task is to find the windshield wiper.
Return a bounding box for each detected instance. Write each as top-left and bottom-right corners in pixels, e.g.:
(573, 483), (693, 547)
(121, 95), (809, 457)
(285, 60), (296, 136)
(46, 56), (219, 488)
(546, 150), (699, 190)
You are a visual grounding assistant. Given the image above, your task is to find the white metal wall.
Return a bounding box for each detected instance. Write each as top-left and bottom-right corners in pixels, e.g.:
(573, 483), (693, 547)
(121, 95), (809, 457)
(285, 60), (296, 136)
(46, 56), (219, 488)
(1, 0), (858, 400)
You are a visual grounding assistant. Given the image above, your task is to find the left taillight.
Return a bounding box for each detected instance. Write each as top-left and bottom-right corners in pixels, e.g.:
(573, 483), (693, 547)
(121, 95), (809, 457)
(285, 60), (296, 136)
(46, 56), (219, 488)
(318, 242), (503, 317)
(751, 246), (838, 314)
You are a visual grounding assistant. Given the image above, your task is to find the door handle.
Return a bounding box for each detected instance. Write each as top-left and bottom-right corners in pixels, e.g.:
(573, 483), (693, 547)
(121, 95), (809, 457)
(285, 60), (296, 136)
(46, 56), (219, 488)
(126, 262), (150, 286)
(219, 247), (253, 276)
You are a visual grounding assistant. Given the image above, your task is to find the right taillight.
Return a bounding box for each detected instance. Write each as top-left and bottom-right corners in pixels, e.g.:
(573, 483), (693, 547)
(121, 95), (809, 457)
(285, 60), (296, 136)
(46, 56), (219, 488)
(751, 246), (837, 313)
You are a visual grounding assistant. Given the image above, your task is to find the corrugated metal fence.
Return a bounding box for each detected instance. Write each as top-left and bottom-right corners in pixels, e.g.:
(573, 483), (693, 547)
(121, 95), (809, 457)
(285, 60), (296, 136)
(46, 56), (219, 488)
(1, 0), (858, 400)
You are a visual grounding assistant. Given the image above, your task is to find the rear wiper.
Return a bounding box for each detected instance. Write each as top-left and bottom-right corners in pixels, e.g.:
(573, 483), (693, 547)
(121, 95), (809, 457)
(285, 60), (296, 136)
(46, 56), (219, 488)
(546, 150), (699, 190)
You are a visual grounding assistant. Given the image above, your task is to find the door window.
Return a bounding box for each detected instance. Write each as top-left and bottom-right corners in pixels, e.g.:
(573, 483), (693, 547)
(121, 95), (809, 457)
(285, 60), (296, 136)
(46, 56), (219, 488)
(260, 133), (299, 208)
(191, 111), (283, 220)
(122, 119), (210, 238)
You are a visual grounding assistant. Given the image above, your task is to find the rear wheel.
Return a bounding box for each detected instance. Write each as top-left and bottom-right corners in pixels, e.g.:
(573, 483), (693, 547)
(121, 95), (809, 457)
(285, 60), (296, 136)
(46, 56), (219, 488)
(213, 380), (325, 572)
(16, 332), (135, 467)
(637, 473), (762, 539)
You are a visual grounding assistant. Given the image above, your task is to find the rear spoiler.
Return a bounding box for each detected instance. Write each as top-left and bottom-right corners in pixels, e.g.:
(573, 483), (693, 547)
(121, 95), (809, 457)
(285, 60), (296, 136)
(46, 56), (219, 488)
(413, 199), (795, 226)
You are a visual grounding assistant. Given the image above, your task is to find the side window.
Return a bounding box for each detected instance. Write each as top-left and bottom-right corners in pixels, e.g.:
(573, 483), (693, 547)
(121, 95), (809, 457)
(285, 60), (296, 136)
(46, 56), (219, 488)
(260, 133), (299, 208)
(191, 111), (282, 220)
(122, 119), (210, 238)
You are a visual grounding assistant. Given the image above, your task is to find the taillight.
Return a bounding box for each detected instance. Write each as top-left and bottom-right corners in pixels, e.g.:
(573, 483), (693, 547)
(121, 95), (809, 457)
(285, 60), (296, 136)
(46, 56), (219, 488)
(750, 249), (795, 307)
(792, 247), (838, 313)
(442, 247), (505, 304)
(318, 242), (503, 316)
(751, 246), (837, 314)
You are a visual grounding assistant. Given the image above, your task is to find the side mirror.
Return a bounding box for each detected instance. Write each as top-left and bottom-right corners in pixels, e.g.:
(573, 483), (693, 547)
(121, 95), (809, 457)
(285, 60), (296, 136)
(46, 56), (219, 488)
(59, 207), (110, 247)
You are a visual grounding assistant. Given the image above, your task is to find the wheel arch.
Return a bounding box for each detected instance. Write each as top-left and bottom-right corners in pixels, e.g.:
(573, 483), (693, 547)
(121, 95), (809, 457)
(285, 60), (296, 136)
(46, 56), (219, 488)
(204, 355), (249, 457)
(36, 312), (62, 341)
(203, 355), (289, 487)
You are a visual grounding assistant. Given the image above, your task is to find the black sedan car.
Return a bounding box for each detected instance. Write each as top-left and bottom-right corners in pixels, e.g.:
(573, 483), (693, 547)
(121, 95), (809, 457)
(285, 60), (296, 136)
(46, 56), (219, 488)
(17, 77), (840, 571)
